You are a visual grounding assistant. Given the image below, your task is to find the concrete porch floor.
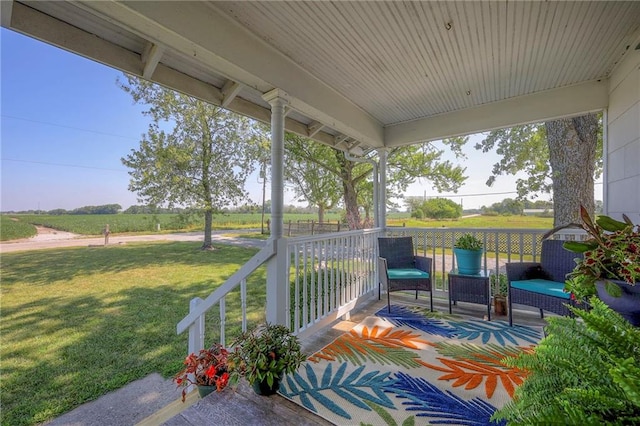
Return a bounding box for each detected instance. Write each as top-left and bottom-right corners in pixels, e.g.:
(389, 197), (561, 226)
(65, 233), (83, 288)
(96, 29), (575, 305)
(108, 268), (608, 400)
(143, 294), (549, 426)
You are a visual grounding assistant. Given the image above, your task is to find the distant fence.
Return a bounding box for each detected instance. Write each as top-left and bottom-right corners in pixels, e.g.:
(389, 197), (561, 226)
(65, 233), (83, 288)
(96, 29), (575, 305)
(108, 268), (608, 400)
(266, 219), (344, 236)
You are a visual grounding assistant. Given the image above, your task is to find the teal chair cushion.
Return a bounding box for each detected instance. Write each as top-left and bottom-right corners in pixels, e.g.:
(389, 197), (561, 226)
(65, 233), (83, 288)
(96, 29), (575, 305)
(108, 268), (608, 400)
(387, 268), (430, 280)
(510, 279), (570, 300)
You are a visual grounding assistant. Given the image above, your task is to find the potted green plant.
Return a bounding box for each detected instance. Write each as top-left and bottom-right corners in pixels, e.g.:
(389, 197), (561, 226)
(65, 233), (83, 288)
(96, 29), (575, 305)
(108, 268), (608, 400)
(173, 343), (231, 402)
(228, 323), (306, 395)
(453, 233), (483, 275)
(544, 205), (640, 325)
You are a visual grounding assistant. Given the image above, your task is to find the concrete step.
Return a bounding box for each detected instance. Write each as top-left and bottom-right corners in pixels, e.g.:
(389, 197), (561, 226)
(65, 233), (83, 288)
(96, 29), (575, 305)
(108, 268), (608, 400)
(161, 382), (332, 426)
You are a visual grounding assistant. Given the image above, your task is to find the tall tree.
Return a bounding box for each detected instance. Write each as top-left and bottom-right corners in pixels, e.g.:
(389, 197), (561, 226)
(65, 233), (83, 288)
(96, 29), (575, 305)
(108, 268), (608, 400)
(119, 76), (255, 250)
(475, 114), (601, 226)
(285, 134), (467, 229)
(283, 138), (341, 222)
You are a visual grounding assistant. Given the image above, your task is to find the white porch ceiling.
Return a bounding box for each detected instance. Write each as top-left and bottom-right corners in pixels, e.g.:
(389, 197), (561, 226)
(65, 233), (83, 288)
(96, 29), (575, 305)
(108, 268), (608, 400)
(3, 1), (640, 153)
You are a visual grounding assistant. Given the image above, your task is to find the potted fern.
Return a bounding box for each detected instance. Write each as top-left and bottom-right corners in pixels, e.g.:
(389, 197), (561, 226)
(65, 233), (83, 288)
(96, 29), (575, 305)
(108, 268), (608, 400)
(492, 298), (640, 423)
(453, 233), (483, 275)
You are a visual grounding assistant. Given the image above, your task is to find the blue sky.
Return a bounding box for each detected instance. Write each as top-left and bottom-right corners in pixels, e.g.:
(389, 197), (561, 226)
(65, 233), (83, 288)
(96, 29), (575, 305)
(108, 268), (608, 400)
(1, 28), (573, 213)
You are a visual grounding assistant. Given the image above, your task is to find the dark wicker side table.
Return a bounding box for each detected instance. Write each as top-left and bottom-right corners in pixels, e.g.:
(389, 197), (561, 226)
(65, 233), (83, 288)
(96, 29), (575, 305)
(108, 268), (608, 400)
(448, 269), (491, 320)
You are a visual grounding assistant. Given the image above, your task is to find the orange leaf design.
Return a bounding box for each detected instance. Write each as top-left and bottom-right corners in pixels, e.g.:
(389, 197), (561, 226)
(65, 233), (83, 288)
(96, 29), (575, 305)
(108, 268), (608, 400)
(308, 325), (431, 364)
(420, 356), (527, 399)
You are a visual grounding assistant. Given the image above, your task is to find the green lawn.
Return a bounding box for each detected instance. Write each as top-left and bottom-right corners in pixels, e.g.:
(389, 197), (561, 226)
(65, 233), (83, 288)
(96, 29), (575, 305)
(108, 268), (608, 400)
(0, 242), (264, 426)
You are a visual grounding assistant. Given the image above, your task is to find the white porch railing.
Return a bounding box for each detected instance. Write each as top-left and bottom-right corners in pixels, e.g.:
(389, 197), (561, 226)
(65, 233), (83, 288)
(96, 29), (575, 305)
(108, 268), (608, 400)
(287, 228), (383, 339)
(176, 226), (585, 353)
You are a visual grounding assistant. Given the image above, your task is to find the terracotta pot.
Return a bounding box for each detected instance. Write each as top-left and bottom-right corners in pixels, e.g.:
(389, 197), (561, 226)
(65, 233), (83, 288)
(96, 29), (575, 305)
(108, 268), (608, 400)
(595, 280), (640, 326)
(494, 295), (507, 316)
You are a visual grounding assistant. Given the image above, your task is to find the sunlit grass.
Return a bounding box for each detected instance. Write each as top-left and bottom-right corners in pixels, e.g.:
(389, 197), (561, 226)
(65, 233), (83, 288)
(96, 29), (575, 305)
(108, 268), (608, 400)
(388, 214), (553, 229)
(0, 242), (264, 426)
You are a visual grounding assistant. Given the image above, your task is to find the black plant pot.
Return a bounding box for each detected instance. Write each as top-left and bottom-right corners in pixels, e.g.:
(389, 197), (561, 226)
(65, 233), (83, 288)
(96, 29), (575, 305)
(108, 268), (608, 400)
(596, 280), (640, 326)
(251, 374), (283, 396)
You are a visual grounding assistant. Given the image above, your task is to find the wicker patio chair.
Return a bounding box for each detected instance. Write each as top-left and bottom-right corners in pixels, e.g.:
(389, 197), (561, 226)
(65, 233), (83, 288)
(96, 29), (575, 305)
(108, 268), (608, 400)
(378, 236), (433, 312)
(506, 239), (582, 326)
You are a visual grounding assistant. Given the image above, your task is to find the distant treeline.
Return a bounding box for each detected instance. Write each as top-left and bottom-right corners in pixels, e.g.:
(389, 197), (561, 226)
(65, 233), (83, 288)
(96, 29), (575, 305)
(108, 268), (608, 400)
(3, 203), (339, 216)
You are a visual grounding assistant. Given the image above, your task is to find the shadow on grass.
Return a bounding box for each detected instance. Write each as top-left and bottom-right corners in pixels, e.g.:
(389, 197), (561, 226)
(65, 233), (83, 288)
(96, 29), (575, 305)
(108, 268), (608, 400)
(0, 242), (267, 426)
(0, 241), (258, 285)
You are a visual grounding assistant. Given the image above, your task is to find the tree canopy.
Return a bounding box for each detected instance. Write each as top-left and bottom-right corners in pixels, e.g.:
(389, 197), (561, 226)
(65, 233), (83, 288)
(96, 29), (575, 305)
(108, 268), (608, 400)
(119, 75), (258, 249)
(475, 114), (601, 225)
(284, 134), (467, 229)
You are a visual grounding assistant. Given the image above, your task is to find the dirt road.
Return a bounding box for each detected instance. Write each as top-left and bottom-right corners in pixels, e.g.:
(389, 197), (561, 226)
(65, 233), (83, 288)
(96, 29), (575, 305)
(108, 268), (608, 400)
(0, 226), (265, 253)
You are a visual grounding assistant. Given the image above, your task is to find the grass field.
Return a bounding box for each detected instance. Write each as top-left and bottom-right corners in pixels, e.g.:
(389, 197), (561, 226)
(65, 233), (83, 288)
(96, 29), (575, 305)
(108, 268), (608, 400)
(0, 242), (263, 426)
(0, 212), (346, 240)
(387, 214), (553, 229)
(0, 218), (37, 241)
(0, 212), (552, 242)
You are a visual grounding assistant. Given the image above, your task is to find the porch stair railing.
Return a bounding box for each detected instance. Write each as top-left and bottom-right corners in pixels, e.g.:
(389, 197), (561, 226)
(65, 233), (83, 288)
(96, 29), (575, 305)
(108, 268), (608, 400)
(176, 239), (276, 355)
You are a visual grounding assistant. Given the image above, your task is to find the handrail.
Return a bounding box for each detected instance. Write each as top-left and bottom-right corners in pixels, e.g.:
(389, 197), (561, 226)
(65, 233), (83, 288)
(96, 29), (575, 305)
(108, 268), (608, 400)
(176, 238), (276, 334)
(286, 227), (382, 244)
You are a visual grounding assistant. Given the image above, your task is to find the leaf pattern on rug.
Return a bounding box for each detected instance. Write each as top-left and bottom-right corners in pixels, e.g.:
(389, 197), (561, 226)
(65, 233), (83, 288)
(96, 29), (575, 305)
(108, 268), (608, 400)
(444, 319), (543, 345)
(362, 401), (415, 426)
(375, 305), (458, 337)
(432, 342), (534, 370)
(308, 325), (432, 368)
(418, 356), (525, 399)
(421, 342), (531, 398)
(280, 362), (397, 420)
(386, 372), (506, 426)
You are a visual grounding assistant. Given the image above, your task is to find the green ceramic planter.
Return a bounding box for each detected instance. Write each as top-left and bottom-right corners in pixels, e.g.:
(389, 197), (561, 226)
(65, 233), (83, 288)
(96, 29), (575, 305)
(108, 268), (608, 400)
(197, 385), (217, 398)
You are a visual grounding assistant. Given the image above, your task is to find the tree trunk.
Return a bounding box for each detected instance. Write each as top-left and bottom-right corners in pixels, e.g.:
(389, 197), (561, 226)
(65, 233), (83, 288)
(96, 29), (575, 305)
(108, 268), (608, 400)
(335, 151), (362, 229)
(545, 114), (598, 227)
(202, 209), (214, 250)
(318, 205), (325, 223)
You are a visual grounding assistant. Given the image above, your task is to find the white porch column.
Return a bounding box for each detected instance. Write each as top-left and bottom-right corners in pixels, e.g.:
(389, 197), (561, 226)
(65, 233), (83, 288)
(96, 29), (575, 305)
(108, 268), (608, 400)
(263, 89), (289, 326)
(378, 149), (387, 228)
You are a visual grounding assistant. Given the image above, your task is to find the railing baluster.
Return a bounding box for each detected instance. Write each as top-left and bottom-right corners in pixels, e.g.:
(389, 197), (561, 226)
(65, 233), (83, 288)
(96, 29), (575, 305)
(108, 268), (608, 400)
(241, 279), (247, 333)
(294, 243), (300, 332)
(310, 240), (316, 323)
(219, 296), (226, 346)
(188, 297), (205, 355)
(303, 242), (308, 328)
(322, 239), (328, 316)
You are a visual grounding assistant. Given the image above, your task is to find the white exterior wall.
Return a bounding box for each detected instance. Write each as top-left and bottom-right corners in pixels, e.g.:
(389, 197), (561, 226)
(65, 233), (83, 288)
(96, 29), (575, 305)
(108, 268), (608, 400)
(606, 47), (640, 221)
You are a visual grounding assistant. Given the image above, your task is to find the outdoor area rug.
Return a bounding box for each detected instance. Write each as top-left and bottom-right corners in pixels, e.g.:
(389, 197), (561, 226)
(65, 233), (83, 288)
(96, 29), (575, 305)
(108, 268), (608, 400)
(279, 305), (544, 426)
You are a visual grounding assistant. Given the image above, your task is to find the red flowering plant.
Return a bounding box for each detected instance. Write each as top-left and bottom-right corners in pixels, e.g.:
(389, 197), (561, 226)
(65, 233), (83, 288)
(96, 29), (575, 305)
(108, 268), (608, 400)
(545, 205), (639, 302)
(173, 343), (231, 402)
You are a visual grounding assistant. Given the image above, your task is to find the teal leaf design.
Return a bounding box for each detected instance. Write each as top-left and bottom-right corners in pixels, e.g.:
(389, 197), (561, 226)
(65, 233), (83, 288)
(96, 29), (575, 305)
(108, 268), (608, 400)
(280, 362), (398, 420)
(445, 319), (542, 345)
(387, 372), (505, 426)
